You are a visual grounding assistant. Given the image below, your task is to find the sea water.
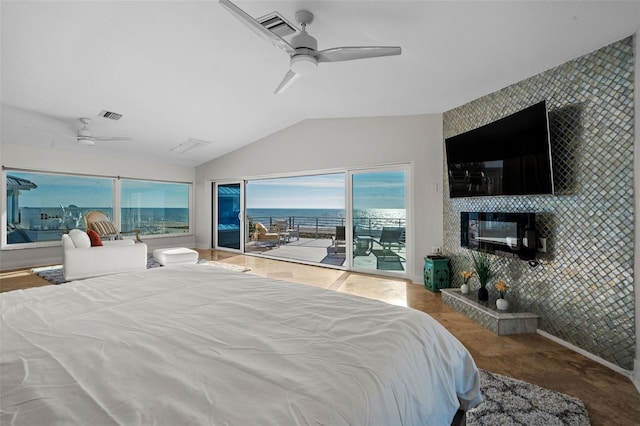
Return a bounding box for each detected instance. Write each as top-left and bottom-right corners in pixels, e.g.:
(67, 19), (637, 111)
(246, 208), (405, 230)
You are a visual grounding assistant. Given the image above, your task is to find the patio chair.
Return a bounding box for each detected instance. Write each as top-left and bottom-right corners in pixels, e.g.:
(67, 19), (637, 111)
(273, 219), (300, 242)
(374, 227), (404, 252)
(273, 220), (291, 244)
(332, 225), (346, 254)
(84, 210), (142, 243)
(254, 222), (280, 245)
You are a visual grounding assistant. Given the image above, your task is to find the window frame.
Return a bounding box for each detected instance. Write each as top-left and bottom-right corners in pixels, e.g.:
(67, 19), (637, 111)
(211, 163), (412, 279)
(2, 168), (193, 249)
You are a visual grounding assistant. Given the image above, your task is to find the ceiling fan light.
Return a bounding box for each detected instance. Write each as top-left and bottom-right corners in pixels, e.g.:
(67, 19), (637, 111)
(290, 55), (317, 75)
(78, 138), (95, 146)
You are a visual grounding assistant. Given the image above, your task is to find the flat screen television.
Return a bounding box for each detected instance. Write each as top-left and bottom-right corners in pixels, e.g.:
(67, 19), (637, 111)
(445, 101), (554, 198)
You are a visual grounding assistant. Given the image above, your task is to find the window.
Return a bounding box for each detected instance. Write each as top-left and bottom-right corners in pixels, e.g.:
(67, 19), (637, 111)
(351, 168), (407, 274)
(4, 171), (192, 246)
(244, 173), (346, 263)
(5, 171), (113, 245)
(211, 165), (410, 278)
(120, 179), (190, 236)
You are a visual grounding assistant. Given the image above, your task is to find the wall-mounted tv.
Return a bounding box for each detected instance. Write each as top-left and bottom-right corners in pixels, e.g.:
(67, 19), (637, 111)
(445, 101), (554, 198)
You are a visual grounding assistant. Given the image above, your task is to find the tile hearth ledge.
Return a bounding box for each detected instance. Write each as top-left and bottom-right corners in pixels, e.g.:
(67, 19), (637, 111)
(440, 288), (539, 335)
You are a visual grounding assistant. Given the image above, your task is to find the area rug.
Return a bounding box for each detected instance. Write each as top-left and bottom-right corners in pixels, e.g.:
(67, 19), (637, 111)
(32, 256), (250, 285)
(468, 369), (591, 426)
(205, 260), (251, 273)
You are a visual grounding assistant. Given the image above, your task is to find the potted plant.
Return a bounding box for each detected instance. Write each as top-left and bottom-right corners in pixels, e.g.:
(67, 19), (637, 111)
(460, 271), (474, 295)
(471, 251), (492, 301)
(495, 280), (510, 311)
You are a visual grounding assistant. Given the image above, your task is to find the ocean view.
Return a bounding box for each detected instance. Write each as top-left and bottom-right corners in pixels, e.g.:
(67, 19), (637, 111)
(247, 208), (405, 233)
(9, 205), (404, 244)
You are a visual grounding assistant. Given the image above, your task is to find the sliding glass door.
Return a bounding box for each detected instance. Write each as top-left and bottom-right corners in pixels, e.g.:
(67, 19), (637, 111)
(244, 173), (346, 266)
(211, 166), (409, 276)
(214, 182), (242, 251)
(350, 167), (408, 275)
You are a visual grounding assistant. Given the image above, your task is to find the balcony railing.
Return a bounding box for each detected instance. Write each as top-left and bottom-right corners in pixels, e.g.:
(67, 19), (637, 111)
(247, 214), (406, 240)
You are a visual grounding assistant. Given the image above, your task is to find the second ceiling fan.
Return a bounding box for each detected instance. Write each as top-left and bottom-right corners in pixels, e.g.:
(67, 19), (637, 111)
(72, 117), (132, 146)
(219, 0), (402, 94)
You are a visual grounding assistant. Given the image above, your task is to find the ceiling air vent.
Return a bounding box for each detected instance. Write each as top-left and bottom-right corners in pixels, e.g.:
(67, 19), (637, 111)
(99, 110), (123, 120)
(257, 12), (297, 38)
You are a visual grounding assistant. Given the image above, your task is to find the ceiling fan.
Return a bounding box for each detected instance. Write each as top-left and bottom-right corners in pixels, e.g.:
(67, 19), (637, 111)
(70, 117), (132, 146)
(219, 0), (402, 94)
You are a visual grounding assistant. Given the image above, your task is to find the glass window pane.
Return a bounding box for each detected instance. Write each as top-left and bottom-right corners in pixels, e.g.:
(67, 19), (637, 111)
(352, 170), (406, 274)
(121, 179), (190, 236)
(245, 173), (346, 265)
(217, 183), (241, 250)
(5, 171), (113, 244)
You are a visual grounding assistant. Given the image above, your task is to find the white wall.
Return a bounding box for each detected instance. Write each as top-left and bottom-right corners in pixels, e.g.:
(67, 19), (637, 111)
(195, 113), (444, 283)
(1, 142), (196, 270)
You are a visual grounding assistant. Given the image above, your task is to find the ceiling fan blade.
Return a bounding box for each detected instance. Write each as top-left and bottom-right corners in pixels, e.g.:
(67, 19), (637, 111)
(274, 70), (300, 94)
(219, 0), (296, 56)
(316, 46), (401, 63)
(92, 136), (133, 141)
(27, 126), (71, 137)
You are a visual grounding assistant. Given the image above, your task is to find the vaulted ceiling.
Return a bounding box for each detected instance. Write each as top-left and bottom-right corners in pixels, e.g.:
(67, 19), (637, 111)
(2, 1), (639, 166)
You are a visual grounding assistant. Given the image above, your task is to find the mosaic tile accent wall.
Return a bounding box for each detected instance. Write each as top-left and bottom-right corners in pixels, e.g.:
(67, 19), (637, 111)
(442, 36), (636, 370)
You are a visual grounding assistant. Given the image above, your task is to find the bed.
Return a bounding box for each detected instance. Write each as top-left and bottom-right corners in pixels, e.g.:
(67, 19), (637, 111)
(0, 264), (482, 425)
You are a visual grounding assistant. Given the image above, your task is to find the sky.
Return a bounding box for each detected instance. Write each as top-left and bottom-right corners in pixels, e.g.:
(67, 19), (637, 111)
(10, 172), (188, 208)
(246, 174), (345, 209)
(352, 171), (406, 210)
(12, 170), (404, 210)
(121, 180), (189, 208)
(245, 171), (405, 210)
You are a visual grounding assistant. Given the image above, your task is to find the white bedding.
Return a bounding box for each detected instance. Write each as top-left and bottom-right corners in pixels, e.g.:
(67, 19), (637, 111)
(1, 264), (482, 425)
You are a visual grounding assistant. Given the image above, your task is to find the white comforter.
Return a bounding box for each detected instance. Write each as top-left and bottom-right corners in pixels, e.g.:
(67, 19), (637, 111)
(1, 264), (482, 426)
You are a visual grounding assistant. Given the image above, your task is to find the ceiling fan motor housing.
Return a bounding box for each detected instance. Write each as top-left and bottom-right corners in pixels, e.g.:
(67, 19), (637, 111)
(289, 21), (318, 75)
(291, 29), (317, 51)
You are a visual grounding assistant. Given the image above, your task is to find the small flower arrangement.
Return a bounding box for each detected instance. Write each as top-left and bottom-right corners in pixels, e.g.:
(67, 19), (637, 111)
(495, 280), (510, 299)
(461, 271), (475, 284)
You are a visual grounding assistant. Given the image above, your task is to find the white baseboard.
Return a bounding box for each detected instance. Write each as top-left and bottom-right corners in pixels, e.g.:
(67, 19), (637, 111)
(1, 255), (61, 271)
(536, 329), (634, 382)
(633, 359), (640, 394)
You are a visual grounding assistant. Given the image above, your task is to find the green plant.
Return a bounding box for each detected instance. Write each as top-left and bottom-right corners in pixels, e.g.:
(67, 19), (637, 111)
(471, 251), (492, 287)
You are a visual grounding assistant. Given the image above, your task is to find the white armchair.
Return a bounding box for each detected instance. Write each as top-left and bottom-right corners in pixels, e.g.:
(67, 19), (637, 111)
(62, 229), (148, 281)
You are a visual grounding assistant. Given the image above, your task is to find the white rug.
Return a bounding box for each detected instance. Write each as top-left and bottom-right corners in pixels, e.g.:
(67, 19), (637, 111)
(205, 260), (251, 273)
(32, 257), (250, 284)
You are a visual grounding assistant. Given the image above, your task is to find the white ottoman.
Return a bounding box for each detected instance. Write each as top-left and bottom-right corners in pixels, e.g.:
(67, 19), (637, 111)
(153, 247), (199, 266)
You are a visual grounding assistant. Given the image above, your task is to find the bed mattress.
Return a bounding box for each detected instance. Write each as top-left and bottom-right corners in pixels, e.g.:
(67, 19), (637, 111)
(1, 264), (482, 425)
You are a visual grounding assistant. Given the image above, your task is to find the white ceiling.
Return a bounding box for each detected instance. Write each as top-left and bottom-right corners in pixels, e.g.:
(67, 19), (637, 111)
(2, 1), (639, 167)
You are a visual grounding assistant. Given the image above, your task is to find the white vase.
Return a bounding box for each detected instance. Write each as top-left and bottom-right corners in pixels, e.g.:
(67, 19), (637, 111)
(496, 298), (509, 311)
(460, 283), (470, 294)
